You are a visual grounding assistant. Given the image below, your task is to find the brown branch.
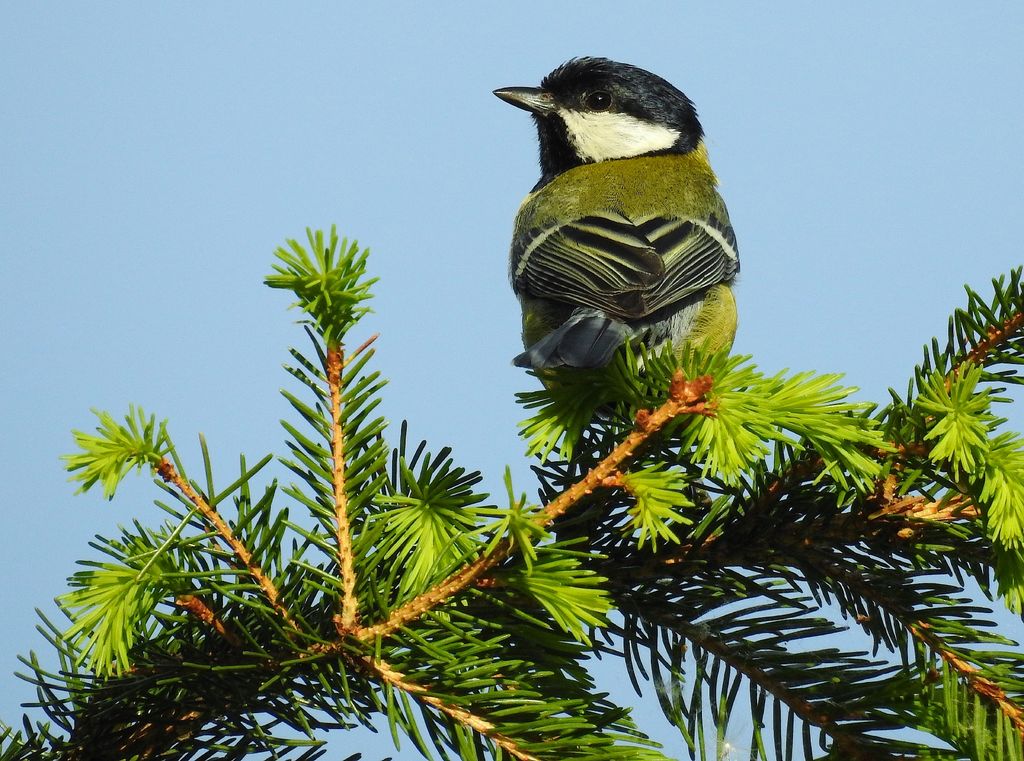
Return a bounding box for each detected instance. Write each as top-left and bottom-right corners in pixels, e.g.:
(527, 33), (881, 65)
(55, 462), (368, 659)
(740, 455), (824, 527)
(872, 492), (979, 522)
(758, 536), (1024, 745)
(358, 371), (714, 642)
(644, 529), (1020, 756)
(540, 372), (714, 525)
(66, 708), (208, 761)
(358, 540), (513, 642)
(156, 459), (297, 630)
(799, 546), (1024, 743)
(650, 483), (981, 577)
(689, 478), (991, 586)
(327, 345), (359, 632)
(684, 625), (880, 760)
(367, 656), (541, 761)
(910, 622), (1024, 739)
(174, 594), (242, 648)
(954, 309), (1024, 380)
(744, 442), (958, 530)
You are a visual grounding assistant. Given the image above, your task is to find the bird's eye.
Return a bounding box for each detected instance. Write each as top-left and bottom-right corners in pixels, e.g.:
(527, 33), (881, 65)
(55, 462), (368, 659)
(585, 91), (612, 111)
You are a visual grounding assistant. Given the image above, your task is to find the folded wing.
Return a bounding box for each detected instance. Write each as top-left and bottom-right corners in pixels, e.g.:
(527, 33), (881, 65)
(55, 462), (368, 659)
(512, 209), (738, 320)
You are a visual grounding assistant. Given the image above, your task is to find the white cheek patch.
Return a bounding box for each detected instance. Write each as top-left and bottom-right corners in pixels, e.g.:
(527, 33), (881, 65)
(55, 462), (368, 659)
(558, 109), (681, 162)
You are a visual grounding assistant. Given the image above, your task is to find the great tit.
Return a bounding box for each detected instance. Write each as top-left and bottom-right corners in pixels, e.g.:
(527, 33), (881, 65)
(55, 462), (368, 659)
(495, 58), (739, 369)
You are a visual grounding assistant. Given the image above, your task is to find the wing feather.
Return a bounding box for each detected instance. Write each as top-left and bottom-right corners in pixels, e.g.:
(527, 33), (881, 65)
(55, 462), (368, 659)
(513, 208), (738, 321)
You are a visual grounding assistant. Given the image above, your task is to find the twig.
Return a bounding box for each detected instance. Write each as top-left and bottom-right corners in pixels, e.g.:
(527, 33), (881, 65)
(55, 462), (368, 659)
(910, 622), (1024, 738)
(367, 657), (541, 761)
(953, 310), (1024, 381)
(71, 709), (206, 761)
(649, 484), (980, 578)
(539, 372), (714, 525)
(767, 539), (1024, 743)
(156, 459), (297, 630)
(358, 540), (512, 641)
(174, 594), (242, 648)
(359, 371), (713, 641)
(680, 622), (879, 760)
(327, 345), (360, 632)
(872, 493), (979, 522)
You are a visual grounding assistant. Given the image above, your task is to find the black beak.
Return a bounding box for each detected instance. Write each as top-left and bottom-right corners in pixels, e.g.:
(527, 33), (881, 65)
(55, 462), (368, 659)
(493, 87), (556, 115)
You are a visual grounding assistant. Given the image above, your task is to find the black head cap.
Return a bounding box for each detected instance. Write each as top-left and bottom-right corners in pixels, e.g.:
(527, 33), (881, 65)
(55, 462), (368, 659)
(496, 57), (704, 186)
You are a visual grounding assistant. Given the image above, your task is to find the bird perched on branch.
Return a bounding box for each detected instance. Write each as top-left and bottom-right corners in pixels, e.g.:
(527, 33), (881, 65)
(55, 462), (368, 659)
(495, 57), (739, 370)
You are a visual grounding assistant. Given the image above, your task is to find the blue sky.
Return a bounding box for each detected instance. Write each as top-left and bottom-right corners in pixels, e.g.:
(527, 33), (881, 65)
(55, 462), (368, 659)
(2, 3), (1023, 757)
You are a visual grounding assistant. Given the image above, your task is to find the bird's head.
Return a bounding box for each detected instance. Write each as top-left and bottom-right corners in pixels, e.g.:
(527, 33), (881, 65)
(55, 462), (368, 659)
(494, 57), (704, 184)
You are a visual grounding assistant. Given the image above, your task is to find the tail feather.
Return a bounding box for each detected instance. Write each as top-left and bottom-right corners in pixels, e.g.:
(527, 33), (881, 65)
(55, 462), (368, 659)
(514, 315), (630, 369)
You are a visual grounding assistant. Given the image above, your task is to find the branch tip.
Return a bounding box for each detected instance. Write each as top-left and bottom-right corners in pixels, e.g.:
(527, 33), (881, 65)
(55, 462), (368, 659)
(670, 371), (712, 405)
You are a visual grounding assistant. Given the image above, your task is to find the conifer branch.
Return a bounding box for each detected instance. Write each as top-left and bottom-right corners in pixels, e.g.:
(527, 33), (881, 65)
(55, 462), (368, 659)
(96, 710), (206, 761)
(910, 621), (1024, 738)
(365, 656), (541, 761)
(327, 345), (359, 632)
(742, 444), (969, 530)
(28, 236), (1023, 760)
(954, 308), (1024, 380)
(872, 492), (978, 522)
(724, 446), (977, 555)
(361, 371), (713, 641)
(174, 594), (242, 648)
(740, 455), (824, 526)
(359, 542), (511, 641)
(155, 458), (297, 630)
(541, 373), (713, 525)
(327, 332), (377, 635)
(683, 626), (880, 760)
(643, 480), (975, 578)
(646, 504), (981, 581)
(788, 544), (1024, 742)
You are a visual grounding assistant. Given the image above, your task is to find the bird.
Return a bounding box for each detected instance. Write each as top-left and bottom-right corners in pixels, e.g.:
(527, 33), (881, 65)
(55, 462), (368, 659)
(494, 57), (739, 370)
